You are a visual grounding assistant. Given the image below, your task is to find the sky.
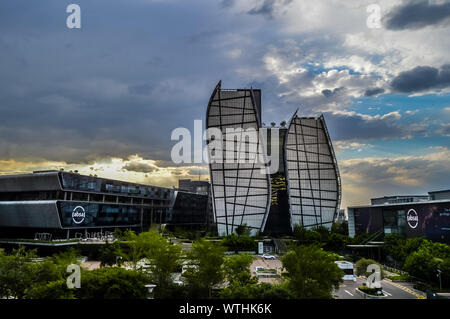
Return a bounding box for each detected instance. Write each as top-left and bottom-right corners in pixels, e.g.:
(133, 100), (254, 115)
(0, 0), (449, 209)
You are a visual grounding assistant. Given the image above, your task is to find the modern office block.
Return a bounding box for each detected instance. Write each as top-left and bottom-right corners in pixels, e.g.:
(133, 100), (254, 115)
(206, 81), (271, 236)
(0, 171), (211, 240)
(285, 113), (341, 229)
(348, 190), (450, 243)
(206, 82), (342, 236)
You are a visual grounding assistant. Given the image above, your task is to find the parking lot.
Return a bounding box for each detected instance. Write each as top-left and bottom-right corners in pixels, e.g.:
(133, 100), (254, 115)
(251, 255), (283, 284)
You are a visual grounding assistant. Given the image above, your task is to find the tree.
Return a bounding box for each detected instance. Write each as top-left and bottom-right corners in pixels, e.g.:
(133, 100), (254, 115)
(293, 225), (322, 245)
(403, 241), (450, 287)
(116, 230), (183, 297)
(383, 235), (428, 267)
(281, 245), (343, 299)
(144, 232), (182, 298)
(76, 267), (150, 299)
(325, 233), (348, 252)
(220, 282), (294, 299)
(0, 246), (40, 299)
(331, 221), (349, 236)
(221, 233), (256, 252)
(223, 253), (256, 285)
(25, 279), (75, 299)
(99, 240), (122, 267)
(183, 239), (226, 298)
(314, 226), (330, 242)
(355, 258), (384, 279)
(0, 246), (79, 299)
(235, 224), (252, 237)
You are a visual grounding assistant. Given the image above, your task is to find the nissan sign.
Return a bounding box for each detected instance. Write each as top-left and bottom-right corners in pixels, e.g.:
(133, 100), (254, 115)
(72, 206), (86, 224)
(407, 209), (419, 229)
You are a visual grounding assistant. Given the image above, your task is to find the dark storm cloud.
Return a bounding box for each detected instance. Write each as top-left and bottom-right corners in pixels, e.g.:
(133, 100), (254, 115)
(322, 87), (344, 98)
(188, 168), (209, 176)
(248, 0), (293, 19)
(364, 87), (385, 97)
(122, 162), (159, 173)
(0, 0), (237, 163)
(324, 111), (426, 141)
(390, 65), (450, 93)
(384, 0), (450, 30)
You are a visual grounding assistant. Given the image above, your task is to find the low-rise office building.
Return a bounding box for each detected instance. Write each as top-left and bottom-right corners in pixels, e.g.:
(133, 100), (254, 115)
(348, 190), (450, 243)
(0, 171), (212, 241)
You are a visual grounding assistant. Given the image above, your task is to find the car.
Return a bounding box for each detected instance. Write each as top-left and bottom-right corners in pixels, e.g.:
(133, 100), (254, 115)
(261, 253), (276, 260)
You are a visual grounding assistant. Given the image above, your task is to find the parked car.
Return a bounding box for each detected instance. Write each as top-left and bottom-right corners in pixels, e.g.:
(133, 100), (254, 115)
(261, 253), (276, 260)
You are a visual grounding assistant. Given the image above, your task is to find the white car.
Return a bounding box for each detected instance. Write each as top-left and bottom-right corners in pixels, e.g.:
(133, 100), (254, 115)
(261, 253), (276, 260)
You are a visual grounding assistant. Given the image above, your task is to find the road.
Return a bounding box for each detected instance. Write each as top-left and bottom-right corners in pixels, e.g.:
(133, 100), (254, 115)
(334, 277), (423, 299)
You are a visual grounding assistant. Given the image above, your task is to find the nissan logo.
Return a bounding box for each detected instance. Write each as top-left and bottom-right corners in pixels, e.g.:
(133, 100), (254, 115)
(407, 209), (419, 229)
(72, 206), (86, 224)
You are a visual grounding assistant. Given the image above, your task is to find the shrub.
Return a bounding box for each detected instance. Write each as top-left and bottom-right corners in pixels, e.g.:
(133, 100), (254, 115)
(355, 258), (384, 279)
(358, 286), (381, 296)
(221, 233), (257, 252)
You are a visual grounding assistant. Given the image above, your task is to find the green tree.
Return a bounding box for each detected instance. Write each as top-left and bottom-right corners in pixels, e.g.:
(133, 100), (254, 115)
(0, 246), (39, 299)
(145, 232), (182, 298)
(331, 221), (349, 236)
(355, 258), (384, 278)
(314, 226), (330, 242)
(293, 225), (322, 245)
(25, 279), (75, 299)
(220, 282), (294, 299)
(99, 241), (122, 267)
(383, 235), (428, 267)
(325, 233), (348, 252)
(0, 246), (78, 299)
(223, 253), (256, 285)
(235, 224), (252, 237)
(116, 230), (183, 297)
(281, 245), (343, 299)
(221, 233), (256, 252)
(403, 241), (450, 287)
(76, 267), (150, 299)
(183, 239), (226, 298)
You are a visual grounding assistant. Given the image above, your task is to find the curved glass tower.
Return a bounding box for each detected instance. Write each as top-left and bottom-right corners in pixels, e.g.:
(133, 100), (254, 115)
(206, 81), (271, 236)
(206, 82), (341, 236)
(285, 112), (341, 229)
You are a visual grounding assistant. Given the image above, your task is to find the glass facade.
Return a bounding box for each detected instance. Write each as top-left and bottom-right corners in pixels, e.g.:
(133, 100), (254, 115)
(348, 202), (450, 243)
(285, 114), (341, 229)
(60, 172), (172, 199)
(166, 191), (211, 231)
(206, 83), (342, 236)
(206, 81), (271, 236)
(383, 209), (407, 236)
(58, 201), (141, 228)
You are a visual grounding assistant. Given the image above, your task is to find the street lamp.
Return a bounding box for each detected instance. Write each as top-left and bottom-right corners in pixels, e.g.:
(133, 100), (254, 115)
(437, 269), (442, 291)
(145, 284), (157, 299)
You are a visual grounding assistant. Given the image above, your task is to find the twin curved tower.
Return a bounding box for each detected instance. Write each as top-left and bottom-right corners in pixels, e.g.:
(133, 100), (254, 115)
(206, 81), (341, 236)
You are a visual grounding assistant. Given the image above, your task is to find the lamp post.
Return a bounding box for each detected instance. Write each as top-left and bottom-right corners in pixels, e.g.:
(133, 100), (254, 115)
(437, 269), (442, 291)
(145, 284), (157, 299)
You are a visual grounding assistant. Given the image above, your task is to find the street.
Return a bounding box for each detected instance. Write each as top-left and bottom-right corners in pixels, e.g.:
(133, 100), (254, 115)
(334, 277), (424, 299)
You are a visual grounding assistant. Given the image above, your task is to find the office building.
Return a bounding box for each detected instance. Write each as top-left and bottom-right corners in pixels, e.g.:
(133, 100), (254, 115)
(0, 170), (211, 241)
(205, 81), (341, 236)
(348, 190), (450, 243)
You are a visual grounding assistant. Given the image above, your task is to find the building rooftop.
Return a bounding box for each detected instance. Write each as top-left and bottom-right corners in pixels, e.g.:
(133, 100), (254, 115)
(348, 198), (450, 209)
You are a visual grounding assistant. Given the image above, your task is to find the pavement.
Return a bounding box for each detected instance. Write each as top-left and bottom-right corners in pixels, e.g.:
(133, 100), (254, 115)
(334, 277), (425, 299)
(250, 257), (283, 284)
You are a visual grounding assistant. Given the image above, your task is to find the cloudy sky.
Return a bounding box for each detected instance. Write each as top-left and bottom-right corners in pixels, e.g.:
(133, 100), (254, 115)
(0, 0), (449, 209)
